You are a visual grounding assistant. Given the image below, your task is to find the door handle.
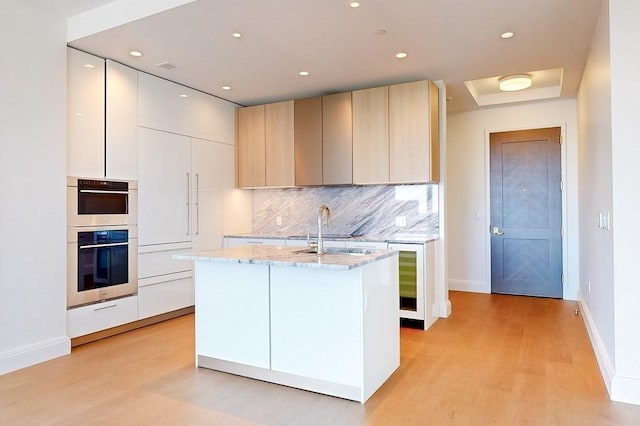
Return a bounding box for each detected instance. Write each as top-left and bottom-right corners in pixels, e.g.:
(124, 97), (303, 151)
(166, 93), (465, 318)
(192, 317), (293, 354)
(492, 226), (504, 236)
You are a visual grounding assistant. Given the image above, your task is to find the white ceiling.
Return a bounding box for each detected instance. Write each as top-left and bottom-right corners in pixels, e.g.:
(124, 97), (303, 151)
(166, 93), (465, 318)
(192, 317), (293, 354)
(67, 0), (603, 113)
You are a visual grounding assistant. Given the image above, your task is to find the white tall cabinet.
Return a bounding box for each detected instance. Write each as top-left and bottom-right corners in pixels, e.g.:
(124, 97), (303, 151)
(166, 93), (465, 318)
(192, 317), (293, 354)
(67, 48), (138, 180)
(137, 74), (236, 320)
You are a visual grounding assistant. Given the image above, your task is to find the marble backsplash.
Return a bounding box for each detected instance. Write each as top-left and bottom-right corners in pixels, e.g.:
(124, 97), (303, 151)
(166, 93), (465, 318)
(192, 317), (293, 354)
(252, 184), (439, 236)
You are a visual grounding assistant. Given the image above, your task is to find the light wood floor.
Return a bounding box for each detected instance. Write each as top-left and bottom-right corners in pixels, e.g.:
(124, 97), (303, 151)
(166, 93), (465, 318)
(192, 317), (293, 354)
(2, 291), (640, 425)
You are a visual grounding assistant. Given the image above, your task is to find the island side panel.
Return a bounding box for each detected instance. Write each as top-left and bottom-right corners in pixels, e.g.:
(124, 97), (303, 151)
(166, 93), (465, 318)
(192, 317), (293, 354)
(195, 262), (271, 369)
(269, 266), (363, 388)
(362, 254), (400, 401)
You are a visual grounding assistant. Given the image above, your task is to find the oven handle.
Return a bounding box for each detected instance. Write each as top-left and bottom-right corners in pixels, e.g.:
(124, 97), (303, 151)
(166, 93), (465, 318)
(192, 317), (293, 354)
(79, 242), (129, 249)
(79, 189), (129, 195)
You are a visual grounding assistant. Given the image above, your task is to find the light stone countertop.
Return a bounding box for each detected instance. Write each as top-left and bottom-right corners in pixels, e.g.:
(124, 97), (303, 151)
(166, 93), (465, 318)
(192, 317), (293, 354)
(173, 245), (398, 270)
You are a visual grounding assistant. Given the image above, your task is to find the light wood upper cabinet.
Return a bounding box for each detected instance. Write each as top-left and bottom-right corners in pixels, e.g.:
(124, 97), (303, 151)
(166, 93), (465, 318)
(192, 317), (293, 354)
(389, 80), (430, 183)
(265, 101), (295, 187)
(294, 97), (323, 186)
(237, 105), (266, 187)
(322, 92), (353, 185)
(352, 86), (389, 184)
(238, 101), (295, 188)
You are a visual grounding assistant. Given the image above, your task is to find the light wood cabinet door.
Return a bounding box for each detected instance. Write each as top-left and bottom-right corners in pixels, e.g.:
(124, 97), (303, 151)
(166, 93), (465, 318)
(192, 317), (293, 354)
(106, 60), (138, 180)
(265, 101), (295, 187)
(389, 80), (430, 183)
(67, 48), (105, 178)
(323, 92), (353, 184)
(352, 86), (389, 184)
(294, 96), (323, 186)
(237, 105), (266, 187)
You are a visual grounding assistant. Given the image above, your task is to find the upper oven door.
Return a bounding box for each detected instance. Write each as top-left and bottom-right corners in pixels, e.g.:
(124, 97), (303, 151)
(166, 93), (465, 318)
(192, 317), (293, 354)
(67, 177), (137, 227)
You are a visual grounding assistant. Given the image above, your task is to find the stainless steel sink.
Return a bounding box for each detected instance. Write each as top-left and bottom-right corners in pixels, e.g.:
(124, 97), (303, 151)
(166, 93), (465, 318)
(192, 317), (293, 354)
(293, 247), (375, 256)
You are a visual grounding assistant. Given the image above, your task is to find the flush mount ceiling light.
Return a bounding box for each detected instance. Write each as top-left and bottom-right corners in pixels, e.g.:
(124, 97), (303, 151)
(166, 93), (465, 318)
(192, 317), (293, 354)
(299, 71), (310, 76)
(221, 85), (231, 90)
(83, 63), (96, 69)
(395, 52), (408, 59)
(500, 31), (515, 39)
(499, 74), (532, 91)
(232, 32), (242, 38)
(179, 94), (188, 98)
(350, 1), (361, 8)
(129, 50), (143, 57)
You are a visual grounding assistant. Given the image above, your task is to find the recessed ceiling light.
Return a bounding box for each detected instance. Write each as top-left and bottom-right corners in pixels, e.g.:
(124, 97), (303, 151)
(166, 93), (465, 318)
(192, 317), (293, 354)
(129, 50), (143, 57)
(299, 71), (310, 76)
(350, 1), (361, 8)
(83, 63), (96, 69)
(395, 52), (408, 59)
(500, 31), (515, 39)
(499, 74), (532, 91)
(179, 94), (188, 98)
(222, 86), (232, 91)
(232, 32), (242, 38)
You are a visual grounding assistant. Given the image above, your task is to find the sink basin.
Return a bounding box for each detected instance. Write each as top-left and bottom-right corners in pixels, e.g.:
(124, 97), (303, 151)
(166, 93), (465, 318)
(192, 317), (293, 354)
(293, 247), (375, 256)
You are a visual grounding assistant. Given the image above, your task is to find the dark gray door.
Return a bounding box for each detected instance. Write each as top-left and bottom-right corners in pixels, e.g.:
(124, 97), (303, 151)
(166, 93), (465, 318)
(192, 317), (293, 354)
(490, 127), (562, 298)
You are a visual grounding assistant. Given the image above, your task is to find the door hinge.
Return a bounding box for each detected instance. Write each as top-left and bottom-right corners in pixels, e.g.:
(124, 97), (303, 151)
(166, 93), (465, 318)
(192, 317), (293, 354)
(558, 135), (562, 144)
(561, 273), (565, 285)
(561, 227), (564, 237)
(560, 180), (564, 191)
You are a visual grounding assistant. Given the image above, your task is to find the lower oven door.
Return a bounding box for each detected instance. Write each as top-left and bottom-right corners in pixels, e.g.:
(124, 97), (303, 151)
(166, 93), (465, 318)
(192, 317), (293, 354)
(67, 225), (138, 308)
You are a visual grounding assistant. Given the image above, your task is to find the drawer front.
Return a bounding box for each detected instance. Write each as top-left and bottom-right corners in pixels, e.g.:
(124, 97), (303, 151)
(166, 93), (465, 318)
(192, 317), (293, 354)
(67, 296), (138, 338)
(225, 237), (286, 248)
(139, 249), (192, 279)
(138, 278), (193, 319)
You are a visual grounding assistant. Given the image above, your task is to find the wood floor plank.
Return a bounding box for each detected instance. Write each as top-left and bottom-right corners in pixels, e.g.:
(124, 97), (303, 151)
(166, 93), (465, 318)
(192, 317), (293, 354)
(1, 292), (640, 425)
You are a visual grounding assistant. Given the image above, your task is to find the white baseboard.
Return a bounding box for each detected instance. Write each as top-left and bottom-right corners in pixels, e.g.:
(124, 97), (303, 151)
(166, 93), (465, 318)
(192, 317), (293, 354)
(611, 376), (640, 405)
(0, 336), (70, 376)
(577, 291), (614, 395)
(448, 279), (489, 294)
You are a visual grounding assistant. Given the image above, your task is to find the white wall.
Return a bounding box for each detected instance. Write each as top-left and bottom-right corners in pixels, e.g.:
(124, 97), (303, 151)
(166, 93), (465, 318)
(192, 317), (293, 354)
(0, 3), (71, 374)
(446, 98), (579, 300)
(609, 0), (640, 404)
(576, 0), (615, 390)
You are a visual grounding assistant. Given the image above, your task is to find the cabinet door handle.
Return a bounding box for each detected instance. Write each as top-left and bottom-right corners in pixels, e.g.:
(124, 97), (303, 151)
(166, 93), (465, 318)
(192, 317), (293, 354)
(186, 172), (190, 236)
(195, 173), (200, 235)
(93, 304), (117, 311)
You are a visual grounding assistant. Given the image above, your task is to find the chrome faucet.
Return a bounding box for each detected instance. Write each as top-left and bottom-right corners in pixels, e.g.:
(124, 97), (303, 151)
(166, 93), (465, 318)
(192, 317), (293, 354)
(317, 205), (331, 255)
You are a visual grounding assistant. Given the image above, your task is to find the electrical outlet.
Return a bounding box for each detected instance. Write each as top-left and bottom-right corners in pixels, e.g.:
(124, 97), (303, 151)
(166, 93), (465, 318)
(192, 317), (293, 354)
(395, 216), (406, 227)
(276, 216), (282, 226)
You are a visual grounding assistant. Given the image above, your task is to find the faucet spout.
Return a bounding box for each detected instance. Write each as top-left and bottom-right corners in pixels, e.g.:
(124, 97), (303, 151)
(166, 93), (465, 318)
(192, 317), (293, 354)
(317, 205), (331, 255)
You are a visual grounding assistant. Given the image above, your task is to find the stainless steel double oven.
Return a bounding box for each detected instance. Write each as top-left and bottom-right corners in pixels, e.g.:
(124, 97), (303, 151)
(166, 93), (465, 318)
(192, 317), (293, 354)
(67, 177), (138, 308)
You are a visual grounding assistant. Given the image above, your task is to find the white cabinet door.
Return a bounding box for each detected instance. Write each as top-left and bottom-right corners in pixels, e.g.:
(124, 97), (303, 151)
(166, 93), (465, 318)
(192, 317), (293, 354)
(106, 60), (138, 180)
(192, 138), (222, 191)
(138, 73), (190, 136)
(192, 189), (223, 252)
(221, 143), (235, 189)
(67, 48), (105, 178)
(138, 127), (191, 246)
(138, 278), (193, 319)
(188, 91), (237, 143)
(67, 296), (138, 338)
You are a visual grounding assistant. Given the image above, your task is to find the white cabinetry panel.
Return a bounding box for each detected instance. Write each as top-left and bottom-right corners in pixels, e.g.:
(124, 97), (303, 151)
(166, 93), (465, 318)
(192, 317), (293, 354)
(67, 48), (105, 178)
(67, 296), (138, 338)
(106, 60), (138, 180)
(195, 262), (271, 369)
(138, 127), (191, 246)
(270, 266), (362, 386)
(138, 278), (193, 319)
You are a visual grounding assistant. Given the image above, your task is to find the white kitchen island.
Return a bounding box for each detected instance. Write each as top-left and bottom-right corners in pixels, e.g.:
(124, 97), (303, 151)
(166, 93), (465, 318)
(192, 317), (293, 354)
(175, 245), (399, 403)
